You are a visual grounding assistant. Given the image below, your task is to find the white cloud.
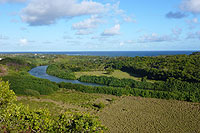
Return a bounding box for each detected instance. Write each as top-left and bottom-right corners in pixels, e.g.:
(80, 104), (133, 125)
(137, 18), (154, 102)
(119, 42), (124, 46)
(101, 24), (120, 36)
(21, 0), (108, 26)
(19, 38), (28, 46)
(180, 0), (200, 14)
(111, 2), (136, 23)
(72, 15), (103, 30)
(0, 0), (26, 3)
(138, 33), (177, 43)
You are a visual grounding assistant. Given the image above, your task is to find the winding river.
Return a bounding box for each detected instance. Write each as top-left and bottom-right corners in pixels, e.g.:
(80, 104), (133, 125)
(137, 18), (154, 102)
(29, 66), (102, 86)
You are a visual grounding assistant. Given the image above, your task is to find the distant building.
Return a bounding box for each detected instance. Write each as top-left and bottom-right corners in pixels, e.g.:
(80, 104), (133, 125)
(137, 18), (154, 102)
(0, 58), (2, 61)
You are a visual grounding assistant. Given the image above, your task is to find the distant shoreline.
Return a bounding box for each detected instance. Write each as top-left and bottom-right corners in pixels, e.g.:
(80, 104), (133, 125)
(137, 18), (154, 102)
(0, 51), (198, 57)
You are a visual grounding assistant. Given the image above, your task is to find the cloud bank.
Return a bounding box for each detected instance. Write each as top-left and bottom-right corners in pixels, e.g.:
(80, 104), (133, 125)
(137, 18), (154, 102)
(0, 0), (26, 3)
(21, 0), (107, 26)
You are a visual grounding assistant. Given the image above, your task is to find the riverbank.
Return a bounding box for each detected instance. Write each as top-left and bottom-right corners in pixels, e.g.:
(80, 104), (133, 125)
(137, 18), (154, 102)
(29, 66), (103, 86)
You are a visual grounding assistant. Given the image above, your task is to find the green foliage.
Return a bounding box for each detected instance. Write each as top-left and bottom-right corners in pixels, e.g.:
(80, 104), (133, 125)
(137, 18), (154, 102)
(55, 112), (106, 132)
(93, 102), (106, 110)
(58, 82), (129, 96)
(0, 79), (106, 132)
(2, 74), (59, 95)
(46, 55), (113, 80)
(1, 106), (106, 133)
(1, 106), (54, 132)
(47, 64), (76, 80)
(0, 79), (16, 109)
(78, 75), (200, 102)
(107, 54), (200, 82)
(0, 57), (35, 72)
(78, 75), (155, 90)
(58, 78), (200, 102)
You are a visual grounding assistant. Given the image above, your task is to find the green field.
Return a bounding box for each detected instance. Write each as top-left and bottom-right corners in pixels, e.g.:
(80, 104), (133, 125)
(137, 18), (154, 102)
(98, 96), (200, 133)
(16, 90), (200, 133)
(75, 70), (155, 82)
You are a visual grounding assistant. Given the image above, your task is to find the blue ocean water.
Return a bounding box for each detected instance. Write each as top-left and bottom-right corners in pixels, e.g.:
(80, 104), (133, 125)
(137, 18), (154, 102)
(0, 51), (197, 57)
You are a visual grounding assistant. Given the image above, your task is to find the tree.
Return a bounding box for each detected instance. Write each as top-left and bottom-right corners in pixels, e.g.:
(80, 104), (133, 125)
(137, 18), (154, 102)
(0, 78), (16, 108)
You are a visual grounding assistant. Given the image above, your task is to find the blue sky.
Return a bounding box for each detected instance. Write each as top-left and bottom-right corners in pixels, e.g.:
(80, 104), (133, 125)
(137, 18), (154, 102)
(0, 0), (200, 51)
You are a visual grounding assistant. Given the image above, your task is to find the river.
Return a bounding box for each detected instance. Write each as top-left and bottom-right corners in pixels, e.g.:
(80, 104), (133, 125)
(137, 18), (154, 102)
(29, 66), (102, 86)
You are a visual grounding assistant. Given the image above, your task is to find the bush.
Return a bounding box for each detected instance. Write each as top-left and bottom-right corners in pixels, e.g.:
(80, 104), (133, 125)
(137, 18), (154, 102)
(93, 102), (106, 110)
(2, 74), (59, 95)
(0, 79), (16, 109)
(0, 79), (106, 132)
(54, 112), (106, 132)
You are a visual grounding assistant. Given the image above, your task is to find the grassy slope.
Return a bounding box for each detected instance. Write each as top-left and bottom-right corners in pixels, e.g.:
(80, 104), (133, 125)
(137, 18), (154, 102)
(17, 89), (200, 133)
(98, 96), (200, 133)
(75, 70), (155, 82)
(16, 89), (118, 114)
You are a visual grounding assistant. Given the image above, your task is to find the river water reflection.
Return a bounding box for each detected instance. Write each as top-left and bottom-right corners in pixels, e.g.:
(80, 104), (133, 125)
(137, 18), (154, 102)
(29, 66), (103, 87)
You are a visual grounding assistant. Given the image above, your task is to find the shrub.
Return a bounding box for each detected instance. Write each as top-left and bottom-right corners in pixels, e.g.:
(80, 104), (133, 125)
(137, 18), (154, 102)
(93, 102), (106, 110)
(0, 79), (106, 132)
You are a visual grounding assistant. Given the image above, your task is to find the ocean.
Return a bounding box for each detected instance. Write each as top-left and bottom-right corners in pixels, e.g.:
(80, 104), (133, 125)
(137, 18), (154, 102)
(0, 51), (197, 57)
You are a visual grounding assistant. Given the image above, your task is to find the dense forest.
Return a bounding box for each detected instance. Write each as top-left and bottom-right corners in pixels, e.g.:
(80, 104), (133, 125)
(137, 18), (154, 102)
(108, 54), (200, 82)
